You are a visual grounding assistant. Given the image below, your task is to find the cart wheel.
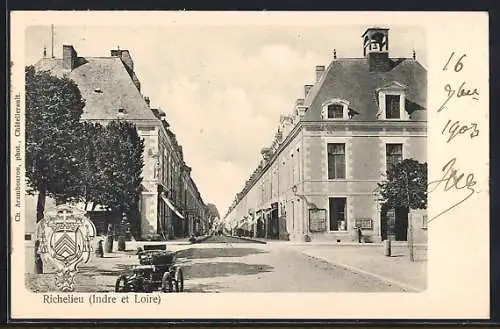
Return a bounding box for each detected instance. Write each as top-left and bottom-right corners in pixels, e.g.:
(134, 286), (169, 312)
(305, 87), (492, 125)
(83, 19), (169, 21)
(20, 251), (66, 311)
(115, 275), (128, 292)
(161, 272), (173, 292)
(174, 268), (184, 292)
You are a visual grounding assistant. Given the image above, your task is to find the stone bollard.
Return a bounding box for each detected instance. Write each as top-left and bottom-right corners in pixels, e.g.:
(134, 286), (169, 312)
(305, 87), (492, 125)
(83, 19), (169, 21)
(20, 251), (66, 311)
(384, 238), (392, 257)
(95, 240), (104, 258)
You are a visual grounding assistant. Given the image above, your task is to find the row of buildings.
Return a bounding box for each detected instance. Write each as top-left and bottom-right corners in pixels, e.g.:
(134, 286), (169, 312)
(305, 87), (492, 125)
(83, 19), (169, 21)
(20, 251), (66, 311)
(27, 44), (212, 240)
(222, 27), (428, 244)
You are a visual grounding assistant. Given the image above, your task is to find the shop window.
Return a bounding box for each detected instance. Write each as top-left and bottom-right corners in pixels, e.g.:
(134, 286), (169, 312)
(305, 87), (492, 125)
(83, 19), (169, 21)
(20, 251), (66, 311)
(329, 197), (347, 231)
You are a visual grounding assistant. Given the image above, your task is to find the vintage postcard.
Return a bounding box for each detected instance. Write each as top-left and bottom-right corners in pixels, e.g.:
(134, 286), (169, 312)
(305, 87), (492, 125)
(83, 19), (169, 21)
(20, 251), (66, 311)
(9, 11), (489, 320)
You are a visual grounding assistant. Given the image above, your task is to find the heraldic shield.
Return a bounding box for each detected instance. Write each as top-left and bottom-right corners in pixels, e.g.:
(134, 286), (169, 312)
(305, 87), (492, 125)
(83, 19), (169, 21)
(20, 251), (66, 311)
(36, 204), (97, 292)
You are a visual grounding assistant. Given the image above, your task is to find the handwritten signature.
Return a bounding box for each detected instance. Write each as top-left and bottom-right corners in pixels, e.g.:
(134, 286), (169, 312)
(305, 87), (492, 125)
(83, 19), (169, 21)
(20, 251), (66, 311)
(427, 157), (478, 223)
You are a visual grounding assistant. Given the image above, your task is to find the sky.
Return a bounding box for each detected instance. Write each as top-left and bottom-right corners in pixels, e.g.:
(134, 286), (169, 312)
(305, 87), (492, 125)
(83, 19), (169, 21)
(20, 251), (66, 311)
(25, 24), (426, 215)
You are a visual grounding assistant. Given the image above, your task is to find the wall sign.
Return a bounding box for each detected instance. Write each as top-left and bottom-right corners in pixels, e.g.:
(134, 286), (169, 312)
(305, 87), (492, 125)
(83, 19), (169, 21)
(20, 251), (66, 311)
(355, 218), (373, 230)
(309, 209), (327, 232)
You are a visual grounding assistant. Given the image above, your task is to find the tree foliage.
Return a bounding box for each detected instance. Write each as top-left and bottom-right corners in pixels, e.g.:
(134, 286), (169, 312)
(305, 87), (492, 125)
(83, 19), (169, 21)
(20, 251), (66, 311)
(26, 66), (145, 234)
(25, 66), (86, 217)
(377, 158), (427, 210)
(206, 203), (220, 220)
(90, 120), (145, 213)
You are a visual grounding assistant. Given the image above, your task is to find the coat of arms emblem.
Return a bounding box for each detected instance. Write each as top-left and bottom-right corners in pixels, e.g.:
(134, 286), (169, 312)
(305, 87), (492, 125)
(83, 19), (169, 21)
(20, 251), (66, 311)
(36, 204), (97, 291)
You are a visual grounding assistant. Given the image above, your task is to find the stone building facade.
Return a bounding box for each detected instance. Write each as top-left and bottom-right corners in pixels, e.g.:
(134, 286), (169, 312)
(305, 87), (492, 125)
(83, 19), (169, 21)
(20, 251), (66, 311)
(29, 45), (209, 240)
(223, 27), (428, 244)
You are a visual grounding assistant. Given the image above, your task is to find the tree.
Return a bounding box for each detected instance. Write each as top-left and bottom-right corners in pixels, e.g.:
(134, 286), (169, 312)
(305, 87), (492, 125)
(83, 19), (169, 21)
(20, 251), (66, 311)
(377, 158), (427, 260)
(92, 121), (144, 252)
(25, 66), (86, 221)
(377, 159), (427, 210)
(26, 66), (144, 255)
(206, 203), (220, 221)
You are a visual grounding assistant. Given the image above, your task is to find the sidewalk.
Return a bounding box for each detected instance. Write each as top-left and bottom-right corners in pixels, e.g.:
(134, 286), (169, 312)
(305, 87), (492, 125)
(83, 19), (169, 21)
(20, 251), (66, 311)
(100, 235), (211, 252)
(294, 244), (427, 292)
(27, 238), (201, 292)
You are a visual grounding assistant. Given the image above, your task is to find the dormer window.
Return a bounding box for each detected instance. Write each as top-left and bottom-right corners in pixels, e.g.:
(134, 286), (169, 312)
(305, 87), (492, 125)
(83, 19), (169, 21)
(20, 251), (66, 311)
(321, 99), (350, 120)
(117, 108), (126, 119)
(327, 104), (344, 119)
(376, 81), (409, 120)
(385, 95), (401, 119)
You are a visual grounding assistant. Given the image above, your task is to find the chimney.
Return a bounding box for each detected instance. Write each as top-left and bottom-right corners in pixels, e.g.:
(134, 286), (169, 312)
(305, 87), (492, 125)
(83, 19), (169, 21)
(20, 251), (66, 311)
(111, 49), (141, 91)
(62, 45), (77, 71)
(111, 49), (134, 72)
(295, 98), (307, 119)
(304, 85), (313, 98)
(315, 66), (325, 82)
(362, 27), (391, 72)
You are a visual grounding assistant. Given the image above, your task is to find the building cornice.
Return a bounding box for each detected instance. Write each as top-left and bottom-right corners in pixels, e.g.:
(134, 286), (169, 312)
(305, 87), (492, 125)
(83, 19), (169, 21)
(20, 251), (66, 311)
(227, 119), (427, 215)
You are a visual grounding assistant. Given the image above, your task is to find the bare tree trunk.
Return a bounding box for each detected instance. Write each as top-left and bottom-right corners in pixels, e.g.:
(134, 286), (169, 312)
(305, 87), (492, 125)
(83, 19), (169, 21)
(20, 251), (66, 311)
(36, 186), (46, 223)
(35, 186), (46, 273)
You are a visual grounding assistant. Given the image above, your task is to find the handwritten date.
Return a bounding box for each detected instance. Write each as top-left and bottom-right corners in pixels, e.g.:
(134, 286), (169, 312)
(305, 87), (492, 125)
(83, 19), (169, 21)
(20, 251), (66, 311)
(438, 81), (480, 113)
(427, 157), (477, 223)
(441, 119), (479, 143)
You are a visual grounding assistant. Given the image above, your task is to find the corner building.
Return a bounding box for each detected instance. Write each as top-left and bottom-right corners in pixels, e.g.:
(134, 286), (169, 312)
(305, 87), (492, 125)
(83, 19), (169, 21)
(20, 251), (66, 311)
(224, 28), (428, 244)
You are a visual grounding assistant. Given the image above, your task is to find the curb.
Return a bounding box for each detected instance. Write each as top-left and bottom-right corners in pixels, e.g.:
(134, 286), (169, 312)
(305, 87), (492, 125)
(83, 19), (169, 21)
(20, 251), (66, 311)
(227, 235), (267, 244)
(193, 235), (211, 243)
(300, 250), (423, 292)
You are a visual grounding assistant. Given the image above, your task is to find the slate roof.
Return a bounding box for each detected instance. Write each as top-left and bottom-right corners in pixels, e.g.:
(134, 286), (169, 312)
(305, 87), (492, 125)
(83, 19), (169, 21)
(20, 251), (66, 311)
(34, 56), (158, 123)
(303, 58), (427, 121)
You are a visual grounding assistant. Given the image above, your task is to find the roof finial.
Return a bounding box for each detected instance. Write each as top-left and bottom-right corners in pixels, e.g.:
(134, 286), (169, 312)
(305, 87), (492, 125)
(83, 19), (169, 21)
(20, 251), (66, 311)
(43, 46), (47, 58)
(333, 49), (337, 60)
(412, 49), (416, 60)
(117, 45), (120, 50)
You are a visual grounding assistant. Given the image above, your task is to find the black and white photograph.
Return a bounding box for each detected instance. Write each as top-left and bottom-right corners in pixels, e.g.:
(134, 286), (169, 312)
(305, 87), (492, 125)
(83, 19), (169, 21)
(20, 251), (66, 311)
(9, 11), (489, 319)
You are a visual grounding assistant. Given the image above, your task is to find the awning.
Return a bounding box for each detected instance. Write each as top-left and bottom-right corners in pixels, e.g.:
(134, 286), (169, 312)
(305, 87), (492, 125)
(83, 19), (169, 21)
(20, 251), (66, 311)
(160, 194), (185, 220)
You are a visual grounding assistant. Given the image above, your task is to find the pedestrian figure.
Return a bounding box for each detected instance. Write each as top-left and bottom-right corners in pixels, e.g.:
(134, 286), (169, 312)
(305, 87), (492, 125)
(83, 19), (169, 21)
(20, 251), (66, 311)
(357, 227), (363, 243)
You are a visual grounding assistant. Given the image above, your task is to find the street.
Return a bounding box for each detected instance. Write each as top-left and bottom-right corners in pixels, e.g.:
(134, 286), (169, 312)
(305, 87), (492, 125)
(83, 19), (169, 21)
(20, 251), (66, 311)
(176, 236), (406, 292)
(26, 235), (422, 293)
